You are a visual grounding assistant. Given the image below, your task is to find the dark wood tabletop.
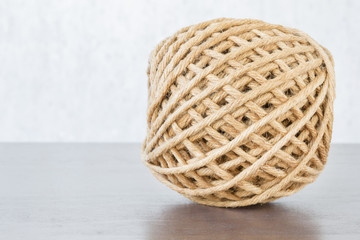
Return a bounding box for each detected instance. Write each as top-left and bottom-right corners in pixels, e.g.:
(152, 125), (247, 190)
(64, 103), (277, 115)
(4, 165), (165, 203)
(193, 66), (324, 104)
(0, 143), (359, 239)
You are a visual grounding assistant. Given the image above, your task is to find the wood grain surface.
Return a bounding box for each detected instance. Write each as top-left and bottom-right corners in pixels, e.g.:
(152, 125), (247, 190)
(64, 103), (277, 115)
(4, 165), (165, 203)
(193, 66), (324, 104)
(0, 143), (359, 239)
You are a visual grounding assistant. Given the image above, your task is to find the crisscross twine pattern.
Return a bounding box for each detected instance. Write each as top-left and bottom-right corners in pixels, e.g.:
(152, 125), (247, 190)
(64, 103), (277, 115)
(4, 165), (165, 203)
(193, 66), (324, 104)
(142, 18), (335, 207)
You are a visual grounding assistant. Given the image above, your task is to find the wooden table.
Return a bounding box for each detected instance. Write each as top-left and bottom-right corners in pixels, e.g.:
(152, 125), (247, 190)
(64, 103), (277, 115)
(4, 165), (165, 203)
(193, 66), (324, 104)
(0, 143), (359, 239)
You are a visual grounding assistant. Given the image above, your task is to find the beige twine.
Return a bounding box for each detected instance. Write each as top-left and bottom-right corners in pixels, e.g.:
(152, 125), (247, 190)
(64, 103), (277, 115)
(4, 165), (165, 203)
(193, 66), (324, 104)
(141, 18), (335, 207)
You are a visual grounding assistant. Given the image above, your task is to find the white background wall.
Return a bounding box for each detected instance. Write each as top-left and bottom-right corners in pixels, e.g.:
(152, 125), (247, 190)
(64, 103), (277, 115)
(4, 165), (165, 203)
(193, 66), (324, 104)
(0, 0), (358, 143)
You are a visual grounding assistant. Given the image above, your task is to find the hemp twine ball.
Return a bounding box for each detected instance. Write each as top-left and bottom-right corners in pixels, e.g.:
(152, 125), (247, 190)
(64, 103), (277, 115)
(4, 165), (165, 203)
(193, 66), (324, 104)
(142, 18), (335, 207)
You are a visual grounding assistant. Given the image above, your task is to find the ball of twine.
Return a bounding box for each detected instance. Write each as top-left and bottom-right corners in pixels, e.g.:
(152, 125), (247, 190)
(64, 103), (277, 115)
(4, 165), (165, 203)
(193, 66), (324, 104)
(142, 18), (335, 207)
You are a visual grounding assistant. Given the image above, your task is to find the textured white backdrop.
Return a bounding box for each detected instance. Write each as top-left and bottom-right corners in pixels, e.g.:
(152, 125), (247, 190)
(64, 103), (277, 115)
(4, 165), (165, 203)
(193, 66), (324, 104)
(0, 0), (359, 142)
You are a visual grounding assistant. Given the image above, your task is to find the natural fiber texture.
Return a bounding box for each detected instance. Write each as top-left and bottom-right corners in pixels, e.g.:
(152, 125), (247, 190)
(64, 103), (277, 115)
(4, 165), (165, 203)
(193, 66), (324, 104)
(142, 18), (335, 207)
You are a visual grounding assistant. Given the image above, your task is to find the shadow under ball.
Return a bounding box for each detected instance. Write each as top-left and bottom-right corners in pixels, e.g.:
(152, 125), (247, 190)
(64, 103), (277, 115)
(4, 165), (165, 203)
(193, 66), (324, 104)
(142, 18), (335, 207)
